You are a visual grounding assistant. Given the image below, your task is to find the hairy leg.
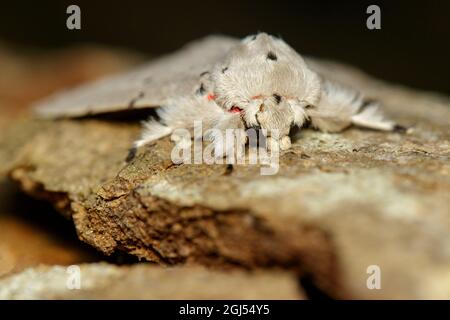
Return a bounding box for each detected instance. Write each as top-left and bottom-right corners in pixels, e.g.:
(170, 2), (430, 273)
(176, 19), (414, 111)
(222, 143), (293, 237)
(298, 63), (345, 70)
(307, 79), (403, 133)
(128, 95), (246, 162)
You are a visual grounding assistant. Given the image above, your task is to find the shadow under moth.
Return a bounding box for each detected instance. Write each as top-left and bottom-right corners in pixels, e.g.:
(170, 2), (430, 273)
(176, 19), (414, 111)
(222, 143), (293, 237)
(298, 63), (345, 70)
(33, 33), (405, 162)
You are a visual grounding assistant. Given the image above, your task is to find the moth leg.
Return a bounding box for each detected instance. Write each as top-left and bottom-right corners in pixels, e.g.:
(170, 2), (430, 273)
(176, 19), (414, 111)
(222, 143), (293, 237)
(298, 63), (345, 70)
(130, 95), (249, 162)
(267, 135), (291, 151)
(351, 102), (405, 132)
(163, 95), (246, 158)
(212, 129), (247, 159)
(279, 135), (291, 150)
(265, 136), (277, 151)
(308, 79), (404, 133)
(170, 130), (192, 149)
(129, 95), (225, 162)
(133, 119), (173, 148)
(170, 130), (188, 143)
(127, 119), (173, 162)
(205, 113), (247, 159)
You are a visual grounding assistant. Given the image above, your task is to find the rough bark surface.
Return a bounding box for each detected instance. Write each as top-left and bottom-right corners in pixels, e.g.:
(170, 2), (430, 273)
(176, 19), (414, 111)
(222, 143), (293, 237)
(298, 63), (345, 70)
(2, 60), (450, 299)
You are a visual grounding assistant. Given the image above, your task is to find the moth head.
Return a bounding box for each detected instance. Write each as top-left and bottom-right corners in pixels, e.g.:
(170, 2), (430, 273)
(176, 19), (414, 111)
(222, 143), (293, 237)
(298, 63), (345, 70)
(211, 33), (321, 134)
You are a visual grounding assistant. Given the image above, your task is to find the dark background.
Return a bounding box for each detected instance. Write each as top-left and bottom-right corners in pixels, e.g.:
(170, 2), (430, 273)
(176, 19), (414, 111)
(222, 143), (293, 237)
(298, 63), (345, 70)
(1, 0), (449, 94)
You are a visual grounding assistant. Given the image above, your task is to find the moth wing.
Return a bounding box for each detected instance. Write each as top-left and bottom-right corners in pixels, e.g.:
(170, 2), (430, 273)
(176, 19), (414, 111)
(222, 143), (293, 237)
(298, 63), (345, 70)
(33, 36), (239, 118)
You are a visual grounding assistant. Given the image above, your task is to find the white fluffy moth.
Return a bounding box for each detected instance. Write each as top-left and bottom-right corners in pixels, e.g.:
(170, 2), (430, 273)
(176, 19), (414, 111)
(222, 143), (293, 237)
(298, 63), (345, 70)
(33, 33), (405, 162)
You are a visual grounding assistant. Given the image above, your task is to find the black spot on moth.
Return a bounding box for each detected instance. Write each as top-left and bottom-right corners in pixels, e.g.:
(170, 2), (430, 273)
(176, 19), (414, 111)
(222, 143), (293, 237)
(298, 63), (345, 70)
(200, 71), (209, 77)
(251, 34), (257, 40)
(267, 51), (277, 61)
(196, 83), (206, 95)
(224, 164), (234, 175)
(273, 93), (281, 104)
(128, 91), (145, 109)
(393, 124), (407, 133)
(126, 146), (137, 163)
(222, 67), (228, 73)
